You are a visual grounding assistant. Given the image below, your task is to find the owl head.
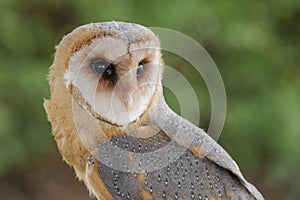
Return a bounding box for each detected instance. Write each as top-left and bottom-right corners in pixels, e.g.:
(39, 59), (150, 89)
(51, 22), (163, 126)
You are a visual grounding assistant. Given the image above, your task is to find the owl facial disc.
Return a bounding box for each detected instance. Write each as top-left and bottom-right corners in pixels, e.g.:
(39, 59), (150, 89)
(64, 23), (161, 126)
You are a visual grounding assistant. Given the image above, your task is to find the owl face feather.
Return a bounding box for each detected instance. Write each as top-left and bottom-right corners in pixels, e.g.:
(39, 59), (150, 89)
(62, 23), (162, 126)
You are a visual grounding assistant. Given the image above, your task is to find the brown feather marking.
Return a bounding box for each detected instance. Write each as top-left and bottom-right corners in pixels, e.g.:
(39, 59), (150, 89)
(128, 152), (135, 162)
(44, 98), (88, 175)
(226, 188), (234, 198)
(136, 173), (147, 184)
(86, 157), (114, 200)
(190, 145), (207, 157)
(140, 189), (155, 200)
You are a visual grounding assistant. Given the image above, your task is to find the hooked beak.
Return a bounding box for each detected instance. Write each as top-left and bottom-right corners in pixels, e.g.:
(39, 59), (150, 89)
(115, 67), (138, 112)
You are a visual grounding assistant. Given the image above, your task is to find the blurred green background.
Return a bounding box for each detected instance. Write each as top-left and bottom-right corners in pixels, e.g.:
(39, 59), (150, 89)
(0, 0), (299, 199)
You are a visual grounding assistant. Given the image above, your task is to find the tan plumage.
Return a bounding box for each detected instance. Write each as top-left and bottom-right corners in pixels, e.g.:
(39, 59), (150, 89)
(44, 22), (264, 200)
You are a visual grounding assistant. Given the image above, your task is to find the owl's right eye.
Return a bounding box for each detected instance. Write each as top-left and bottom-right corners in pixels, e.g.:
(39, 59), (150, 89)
(91, 59), (112, 75)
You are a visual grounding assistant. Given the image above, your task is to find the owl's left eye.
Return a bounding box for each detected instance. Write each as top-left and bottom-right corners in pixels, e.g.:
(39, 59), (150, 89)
(91, 59), (117, 84)
(91, 59), (112, 75)
(137, 61), (144, 78)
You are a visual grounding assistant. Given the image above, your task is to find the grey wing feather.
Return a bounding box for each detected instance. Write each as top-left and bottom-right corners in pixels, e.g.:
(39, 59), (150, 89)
(153, 103), (264, 200)
(96, 130), (258, 199)
(94, 100), (264, 199)
(195, 128), (264, 200)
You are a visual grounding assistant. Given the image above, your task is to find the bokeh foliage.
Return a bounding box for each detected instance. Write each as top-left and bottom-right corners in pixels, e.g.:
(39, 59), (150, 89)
(0, 0), (299, 199)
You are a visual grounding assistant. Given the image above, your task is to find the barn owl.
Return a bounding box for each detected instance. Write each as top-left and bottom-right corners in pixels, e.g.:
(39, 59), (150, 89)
(44, 22), (264, 200)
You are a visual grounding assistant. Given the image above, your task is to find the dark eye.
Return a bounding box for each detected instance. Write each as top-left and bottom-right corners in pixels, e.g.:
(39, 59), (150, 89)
(137, 61), (144, 78)
(91, 59), (117, 84)
(91, 59), (112, 75)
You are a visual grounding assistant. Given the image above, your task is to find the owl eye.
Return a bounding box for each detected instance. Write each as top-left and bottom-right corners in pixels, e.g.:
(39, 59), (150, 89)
(91, 59), (117, 84)
(137, 61), (144, 78)
(91, 59), (112, 76)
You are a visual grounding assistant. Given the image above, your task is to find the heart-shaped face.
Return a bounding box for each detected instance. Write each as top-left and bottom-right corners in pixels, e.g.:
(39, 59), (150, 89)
(63, 22), (162, 126)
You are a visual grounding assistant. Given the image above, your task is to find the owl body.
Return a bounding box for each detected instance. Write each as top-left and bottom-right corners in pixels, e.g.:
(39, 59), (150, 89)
(44, 22), (264, 200)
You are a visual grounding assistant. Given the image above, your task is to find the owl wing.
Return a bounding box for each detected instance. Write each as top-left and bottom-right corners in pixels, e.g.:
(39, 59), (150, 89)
(88, 107), (264, 200)
(84, 98), (263, 199)
(155, 106), (264, 200)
